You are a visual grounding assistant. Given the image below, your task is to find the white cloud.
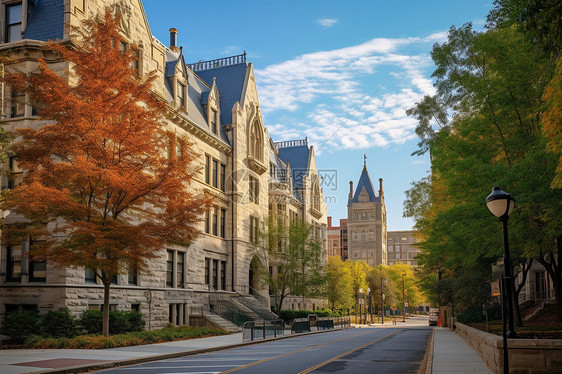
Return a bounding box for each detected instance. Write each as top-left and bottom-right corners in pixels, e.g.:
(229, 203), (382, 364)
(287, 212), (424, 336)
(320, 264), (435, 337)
(256, 32), (442, 152)
(317, 18), (338, 28)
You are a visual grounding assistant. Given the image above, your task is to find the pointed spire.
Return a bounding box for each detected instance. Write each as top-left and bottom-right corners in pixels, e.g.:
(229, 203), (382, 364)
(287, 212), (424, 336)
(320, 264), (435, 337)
(363, 154), (367, 170)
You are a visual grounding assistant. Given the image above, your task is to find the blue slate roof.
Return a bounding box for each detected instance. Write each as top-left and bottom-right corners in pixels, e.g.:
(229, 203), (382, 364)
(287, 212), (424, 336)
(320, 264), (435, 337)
(352, 165), (379, 203)
(195, 63), (247, 125)
(23, 0), (64, 42)
(277, 145), (310, 188)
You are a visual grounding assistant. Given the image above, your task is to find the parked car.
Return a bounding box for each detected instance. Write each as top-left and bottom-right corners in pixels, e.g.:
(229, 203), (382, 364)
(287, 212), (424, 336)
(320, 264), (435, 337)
(429, 307), (439, 326)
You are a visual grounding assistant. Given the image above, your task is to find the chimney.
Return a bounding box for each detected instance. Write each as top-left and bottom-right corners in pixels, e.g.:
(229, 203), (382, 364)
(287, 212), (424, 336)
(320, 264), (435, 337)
(328, 216), (332, 228)
(169, 28), (179, 53)
(349, 181), (353, 199)
(379, 178), (383, 196)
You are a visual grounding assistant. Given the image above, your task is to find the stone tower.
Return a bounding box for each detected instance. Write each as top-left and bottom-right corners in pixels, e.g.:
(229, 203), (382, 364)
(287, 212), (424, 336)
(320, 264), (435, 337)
(347, 157), (387, 266)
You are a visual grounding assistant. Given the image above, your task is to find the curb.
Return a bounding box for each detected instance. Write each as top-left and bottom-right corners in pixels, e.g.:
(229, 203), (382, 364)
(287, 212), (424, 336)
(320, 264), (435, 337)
(423, 327), (435, 374)
(31, 327), (350, 374)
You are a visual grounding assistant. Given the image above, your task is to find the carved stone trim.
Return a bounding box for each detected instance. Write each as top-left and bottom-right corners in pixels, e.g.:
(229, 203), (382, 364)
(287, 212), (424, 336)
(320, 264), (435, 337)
(247, 156), (267, 175)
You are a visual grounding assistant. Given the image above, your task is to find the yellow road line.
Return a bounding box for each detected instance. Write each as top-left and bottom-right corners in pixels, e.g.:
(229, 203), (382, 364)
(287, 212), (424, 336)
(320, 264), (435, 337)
(220, 329), (378, 374)
(298, 330), (403, 374)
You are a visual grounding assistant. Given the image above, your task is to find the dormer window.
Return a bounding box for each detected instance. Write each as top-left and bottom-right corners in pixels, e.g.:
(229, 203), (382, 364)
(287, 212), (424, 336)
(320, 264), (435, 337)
(210, 109), (217, 134)
(5, 3), (22, 43)
(177, 82), (186, 111)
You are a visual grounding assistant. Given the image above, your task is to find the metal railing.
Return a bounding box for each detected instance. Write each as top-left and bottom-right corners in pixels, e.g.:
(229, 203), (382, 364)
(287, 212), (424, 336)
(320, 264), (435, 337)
(518, 289), (556, 306)
(290, 316), (351, 334)
(243, 320), (285, 341)
(190, 304), (250, 327)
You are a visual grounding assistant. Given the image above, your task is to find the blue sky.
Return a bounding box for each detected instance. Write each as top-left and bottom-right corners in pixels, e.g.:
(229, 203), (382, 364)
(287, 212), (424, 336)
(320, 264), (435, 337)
(142, 0), (493, 230)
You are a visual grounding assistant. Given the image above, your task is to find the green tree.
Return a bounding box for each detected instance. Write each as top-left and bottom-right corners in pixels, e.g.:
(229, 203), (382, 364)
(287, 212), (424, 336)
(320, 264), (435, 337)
(326, 256), (354, 311)
(254, 217), (325, 316)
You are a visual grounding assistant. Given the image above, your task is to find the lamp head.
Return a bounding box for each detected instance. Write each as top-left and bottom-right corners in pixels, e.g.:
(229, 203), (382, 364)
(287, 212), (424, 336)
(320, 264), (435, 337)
(486, 186), (515, 218)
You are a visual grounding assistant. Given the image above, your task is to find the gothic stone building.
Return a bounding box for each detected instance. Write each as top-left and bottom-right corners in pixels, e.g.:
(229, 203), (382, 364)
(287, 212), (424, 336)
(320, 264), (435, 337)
(347, 160), (387, 267)
(0, 0), (327, 329)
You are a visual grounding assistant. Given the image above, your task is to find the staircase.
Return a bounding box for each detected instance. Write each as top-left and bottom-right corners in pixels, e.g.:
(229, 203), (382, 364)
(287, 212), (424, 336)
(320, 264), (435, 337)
(236, 294), (279, 321)
(200, 310), (241, 333)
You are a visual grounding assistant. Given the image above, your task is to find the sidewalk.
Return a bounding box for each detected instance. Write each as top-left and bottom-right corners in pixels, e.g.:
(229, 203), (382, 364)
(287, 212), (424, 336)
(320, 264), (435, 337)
(430, 327), (492, 374)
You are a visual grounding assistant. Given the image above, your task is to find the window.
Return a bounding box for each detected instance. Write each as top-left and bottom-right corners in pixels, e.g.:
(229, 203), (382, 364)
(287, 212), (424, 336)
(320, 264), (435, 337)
(128, 266), (138, 285)
(212, 259), (218, 289)
(6, 244), (22, 282)
(84, 266), (97, 283)
(119, 41), (140, 75)
(205, 155), (210, 184)
(131, 304), (140, 312)
(249, 176), (259, 203)
(205, 258), (210, 285)
(210, 110), (217, 134)
(166, 250), (185, 288)
(177, 252), (184, 288)
(204, 209), (210, 234)
(249, 120), (263, 162)
(409, 237), (414, 244)
(10, 89), (24, 118)
(212, 159), (218, 188)
(5, 3), (22, 43)
(166, 250), (173, 287)
(8, 157), (23, 189)
(212, 208), (218, 236)
(220, 260), (226, 290)
(177, 82), (186, 110)
(249, 215), (258, 243)
(29, 257), (46, 283)
(220, 208), (226, 238)
(220, 163), (226, 191)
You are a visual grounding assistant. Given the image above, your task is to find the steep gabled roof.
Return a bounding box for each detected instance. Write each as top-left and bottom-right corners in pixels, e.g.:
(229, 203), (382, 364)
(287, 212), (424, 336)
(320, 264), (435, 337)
(195, 63), (247, 125)
(277, 144), (310, 189)
(352, 165), (379, 203)
(23, 0), (64, 42)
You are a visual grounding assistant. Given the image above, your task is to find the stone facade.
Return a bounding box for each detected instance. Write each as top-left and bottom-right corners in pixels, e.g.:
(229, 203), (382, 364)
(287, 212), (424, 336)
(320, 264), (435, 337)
(0, 0), (327, 329)
(387, 230), (421, 266)
(346, 160), (387, 266)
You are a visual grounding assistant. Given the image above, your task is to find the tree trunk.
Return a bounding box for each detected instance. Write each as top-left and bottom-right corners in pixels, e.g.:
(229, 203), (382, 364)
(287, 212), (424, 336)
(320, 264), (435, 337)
(537, 238), (562, 322)
(513, 259), (533, 327)
(103, 281), (110, 337)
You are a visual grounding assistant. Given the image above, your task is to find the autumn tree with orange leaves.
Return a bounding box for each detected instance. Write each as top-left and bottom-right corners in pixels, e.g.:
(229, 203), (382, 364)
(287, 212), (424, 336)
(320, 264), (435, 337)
(2, 13), (208, 336)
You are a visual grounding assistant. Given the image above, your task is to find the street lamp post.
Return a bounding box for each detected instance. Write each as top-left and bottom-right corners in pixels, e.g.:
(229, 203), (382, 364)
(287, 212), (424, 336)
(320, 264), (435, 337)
(359, 288), (364, 325)
(366, 288), (371, 324)
(380, 278), (384, 324)
(402, 273), (406, 322)
(486, 186), (517, 374)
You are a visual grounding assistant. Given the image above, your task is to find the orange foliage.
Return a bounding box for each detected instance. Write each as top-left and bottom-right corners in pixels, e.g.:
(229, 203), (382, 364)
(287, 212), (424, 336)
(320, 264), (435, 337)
(2, 13), (209, 284)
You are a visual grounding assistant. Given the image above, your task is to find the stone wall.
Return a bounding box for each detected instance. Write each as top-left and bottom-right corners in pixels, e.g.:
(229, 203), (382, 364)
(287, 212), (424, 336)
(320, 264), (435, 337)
(455, 322), (562, 374)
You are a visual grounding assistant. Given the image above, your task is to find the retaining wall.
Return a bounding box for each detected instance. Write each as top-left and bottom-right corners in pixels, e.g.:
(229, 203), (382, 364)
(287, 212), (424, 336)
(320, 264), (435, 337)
(455, 322), (562, 373)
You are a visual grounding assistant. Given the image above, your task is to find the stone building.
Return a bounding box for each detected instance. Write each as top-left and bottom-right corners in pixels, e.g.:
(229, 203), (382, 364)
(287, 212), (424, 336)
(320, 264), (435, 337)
(0, 0), (327, 329)
(387, 230), (421, 266)
(347, 158), (387, 266)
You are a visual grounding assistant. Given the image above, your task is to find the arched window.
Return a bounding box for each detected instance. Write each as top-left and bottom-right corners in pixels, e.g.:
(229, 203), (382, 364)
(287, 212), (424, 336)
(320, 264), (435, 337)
(249, 120), (263, 162)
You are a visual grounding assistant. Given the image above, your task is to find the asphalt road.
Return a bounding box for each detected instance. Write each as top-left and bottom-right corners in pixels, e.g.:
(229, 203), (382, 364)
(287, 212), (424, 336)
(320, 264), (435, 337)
(98, 323), (431, 374)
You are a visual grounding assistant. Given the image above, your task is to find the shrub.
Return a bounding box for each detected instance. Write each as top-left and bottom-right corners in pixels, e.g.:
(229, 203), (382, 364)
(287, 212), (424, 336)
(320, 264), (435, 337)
(40, 308), (79, 338)
(79, 310), (145, 335)
(79, 309), (103, 334)
(2, 310), (40, 344)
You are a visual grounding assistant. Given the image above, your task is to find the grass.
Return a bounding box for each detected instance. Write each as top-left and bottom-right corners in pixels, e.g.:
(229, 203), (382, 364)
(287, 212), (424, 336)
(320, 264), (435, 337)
(24, 325), (228, 349)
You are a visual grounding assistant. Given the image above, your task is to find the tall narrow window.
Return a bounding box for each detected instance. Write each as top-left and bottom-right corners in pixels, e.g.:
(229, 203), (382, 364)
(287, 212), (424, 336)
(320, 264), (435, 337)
(5, 3), (22, 43)
(212, 259), (218, 289)
(29, 238), (46, 283)
(212, 159), (218, 188)
(176, 252), (184, 288)
(212, 208), (218, 236)
(128, 266), (138, 285)
(220, 163), (226, 191)
(6, 244), (22, 282)
(204, 258), (210, 285)
(166, 250), (173, 287)
(210, 110), (217, 134)
(220, 208), (226, 238)
(204, 209), (210, 234)
(205, 155), (210, 184)
(249, 176), (259, 203)
(220, 260), (226, 290)
(177, 82), (186, 111)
